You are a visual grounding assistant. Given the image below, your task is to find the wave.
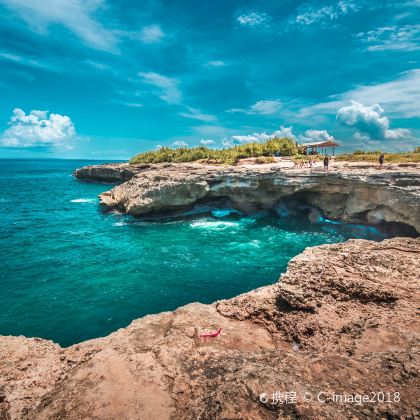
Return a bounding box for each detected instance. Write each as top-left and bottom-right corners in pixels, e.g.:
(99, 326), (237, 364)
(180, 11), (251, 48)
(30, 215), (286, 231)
(112, 221), (127, 227)
(190, 220), (239, 230)
(70, 198), (96, 203)
(227, 239), (261, 250)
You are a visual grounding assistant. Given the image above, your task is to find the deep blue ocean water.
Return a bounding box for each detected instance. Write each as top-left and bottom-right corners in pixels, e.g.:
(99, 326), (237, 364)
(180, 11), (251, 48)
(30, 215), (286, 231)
(0, 159), (386, 346)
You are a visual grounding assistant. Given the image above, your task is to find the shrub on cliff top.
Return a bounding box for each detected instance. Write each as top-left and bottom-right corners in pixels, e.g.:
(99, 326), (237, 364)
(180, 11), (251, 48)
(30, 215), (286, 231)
(336, 151), (420, 163)
(129, 137), (298, 165)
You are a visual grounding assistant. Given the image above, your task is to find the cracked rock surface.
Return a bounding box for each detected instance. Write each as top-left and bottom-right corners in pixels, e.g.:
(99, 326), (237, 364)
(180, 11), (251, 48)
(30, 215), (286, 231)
(1, 237), (419, 419)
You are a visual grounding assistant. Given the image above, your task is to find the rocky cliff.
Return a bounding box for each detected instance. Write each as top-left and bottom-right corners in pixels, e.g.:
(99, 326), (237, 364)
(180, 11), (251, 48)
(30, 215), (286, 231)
(87, 163), (420, 234)
(73, 162), (151, 183)
(1, 237), (419, 419)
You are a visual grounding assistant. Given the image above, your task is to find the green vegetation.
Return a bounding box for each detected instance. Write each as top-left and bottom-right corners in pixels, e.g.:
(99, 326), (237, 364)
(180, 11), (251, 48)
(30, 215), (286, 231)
(254, 156), (276, 164)
(130, 140), (420, 166)
(336, 149), (420, 163)
(130, 137), (298, 165)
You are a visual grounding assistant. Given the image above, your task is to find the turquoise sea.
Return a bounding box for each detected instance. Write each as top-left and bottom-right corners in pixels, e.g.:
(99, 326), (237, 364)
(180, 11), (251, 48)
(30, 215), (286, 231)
(0, 159), (387, 346)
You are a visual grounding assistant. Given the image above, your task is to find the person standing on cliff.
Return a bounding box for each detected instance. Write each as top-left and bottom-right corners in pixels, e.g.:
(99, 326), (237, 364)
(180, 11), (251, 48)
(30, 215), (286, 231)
(379, 153), (385, 169)
(323, 155), (329, 172)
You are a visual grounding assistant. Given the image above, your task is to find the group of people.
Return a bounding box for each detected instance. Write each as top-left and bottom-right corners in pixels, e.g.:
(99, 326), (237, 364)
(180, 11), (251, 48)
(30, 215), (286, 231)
(292, 153), (385, 171)
(293, 158), (319, 169)
(293, 156), (331, 171)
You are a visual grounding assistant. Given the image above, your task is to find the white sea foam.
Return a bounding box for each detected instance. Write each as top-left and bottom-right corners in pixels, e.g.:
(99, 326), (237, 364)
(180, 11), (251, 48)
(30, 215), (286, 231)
(190, 220), (239, 230)
(113, 221), (127, 227)
(70, 198), (96, 203)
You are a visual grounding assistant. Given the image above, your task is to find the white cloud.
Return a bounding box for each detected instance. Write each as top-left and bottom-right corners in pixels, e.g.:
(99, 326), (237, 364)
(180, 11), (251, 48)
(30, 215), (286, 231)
(173, 140), (188, 147)
(200, 139), (215, 145)
(356, 24), (420, 51)
(250, 100), (282, 115)
(299, 69), (420, 119)
(0, 0), (117, 52)
(139, 24), (164, 44)
(294, 0), (360, 26)
(228, 125), (296, 146)
(353, 132), (370, 142)
(237, 11), (270, 27)
(227, 100), (282, 115)
(384, 128), (412, 139)
(138, 72), (182, 104)
(230, 133), (270, 144)
(299, 129), (335, 143)
(1, 108), (76, 148)
(273, 126), (296, 139)
(179, 107), (216, 122)
(206, 60), (226, 67)
(0, 50), (57, 72)
(221, 139), (233, 147)
(337, 101), (411, 140)
(110, 99), (143, 108)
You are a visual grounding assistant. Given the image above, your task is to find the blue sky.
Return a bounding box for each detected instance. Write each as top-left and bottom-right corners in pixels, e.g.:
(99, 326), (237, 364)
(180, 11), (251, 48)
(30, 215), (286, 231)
(0, 0), (419, 159)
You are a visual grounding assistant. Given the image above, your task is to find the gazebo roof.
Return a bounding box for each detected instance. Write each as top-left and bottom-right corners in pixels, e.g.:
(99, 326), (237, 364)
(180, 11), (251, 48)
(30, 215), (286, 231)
(300, 140), (339, 148)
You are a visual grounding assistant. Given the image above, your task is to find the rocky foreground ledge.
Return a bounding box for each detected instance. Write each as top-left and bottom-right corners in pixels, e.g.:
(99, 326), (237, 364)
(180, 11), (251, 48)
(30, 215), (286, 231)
(75, 162), (420, 234)
(1, 237), (419, 419)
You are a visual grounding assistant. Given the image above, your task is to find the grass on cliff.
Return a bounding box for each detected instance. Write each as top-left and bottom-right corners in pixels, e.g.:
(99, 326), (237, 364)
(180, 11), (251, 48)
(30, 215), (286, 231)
(336, 149), (420, 163)
(129, 137), (298, 165)
(130, 140), (420, 166)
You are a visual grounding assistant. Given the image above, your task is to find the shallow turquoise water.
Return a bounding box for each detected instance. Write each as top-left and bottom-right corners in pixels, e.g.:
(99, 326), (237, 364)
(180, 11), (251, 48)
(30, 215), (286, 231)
(0, 159), (386, 346)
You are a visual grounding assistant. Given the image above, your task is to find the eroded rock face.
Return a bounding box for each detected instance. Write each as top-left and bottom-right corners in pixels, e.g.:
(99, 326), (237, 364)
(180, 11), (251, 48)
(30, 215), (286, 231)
(94, 163), (420, 234)
(73, 163), (150, 183)
(1, 237), (419, 419)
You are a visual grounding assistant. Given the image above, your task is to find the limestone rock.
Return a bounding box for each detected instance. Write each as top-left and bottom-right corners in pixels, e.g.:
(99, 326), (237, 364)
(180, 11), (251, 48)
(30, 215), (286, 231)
(88, 163), (420, 234)
(1, 237), (419, 419)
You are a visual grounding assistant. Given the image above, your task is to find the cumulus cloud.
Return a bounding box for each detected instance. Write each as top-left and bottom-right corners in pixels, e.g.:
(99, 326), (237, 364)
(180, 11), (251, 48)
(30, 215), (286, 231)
(355, 24), (420, 51)
(0, 0), (117, 52)
(0, 108), (76, 148)
(227, 100), (282, 115)
(272, 126), (296, 139)
(299, 129), (335, 143)
(139, 24), (164, 44)
(299, 69), (420, 119)
(221, 126), (340, 148)
(200, 139), (215, 145)
(138, 72), (182, 104)
(337, 101), (411, 140)
(226, 126), (296, 147)
(353, 132), (370, 142)
(236, 11), (270, 27)
(230, 133), (270, 144)
(173, 140), (188, 147)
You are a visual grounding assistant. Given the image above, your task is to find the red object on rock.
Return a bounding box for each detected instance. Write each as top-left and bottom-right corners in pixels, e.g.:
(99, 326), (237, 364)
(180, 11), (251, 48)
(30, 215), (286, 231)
(199, 328), (222, 338)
